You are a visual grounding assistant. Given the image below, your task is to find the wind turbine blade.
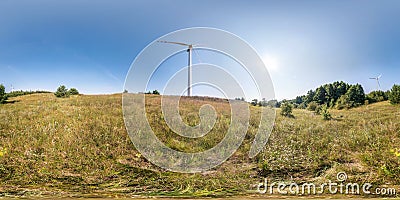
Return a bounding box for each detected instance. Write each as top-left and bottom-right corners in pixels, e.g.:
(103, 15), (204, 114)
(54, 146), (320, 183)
(157, 40), (191, 46)
(377, 80), (381, 88)
(192, 44), (206, 48)
(369, 78), (376, 79)
(192, 48), (203, 63)
(378, 74), (382, 79)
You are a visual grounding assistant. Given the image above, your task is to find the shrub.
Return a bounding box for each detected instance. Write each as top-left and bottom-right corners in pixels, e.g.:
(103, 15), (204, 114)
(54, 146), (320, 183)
(280, 102), (294, 118)
(389, 84), (400, 104)
(315, 105), (323, 115)
(307, 101), (318, 111)
(145, 90), (160, 95)
(321, 105), (332, 120)
(152, 90), (160, 95)
(298, 102), (307, 109)
(54, 85), (70, 98)
(336, 94), (351, 110)
(251, 99), (258, 106)
(0, 84), (7, 103)
(367, 90), (387, 103)
(68, 88), (79, 95)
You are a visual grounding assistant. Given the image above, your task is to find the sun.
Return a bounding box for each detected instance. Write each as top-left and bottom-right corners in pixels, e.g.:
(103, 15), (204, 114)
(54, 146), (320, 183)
(262, 53), (279, 71)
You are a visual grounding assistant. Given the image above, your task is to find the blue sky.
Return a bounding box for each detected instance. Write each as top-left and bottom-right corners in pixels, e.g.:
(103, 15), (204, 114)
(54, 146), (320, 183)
(1, 0), (400, 100)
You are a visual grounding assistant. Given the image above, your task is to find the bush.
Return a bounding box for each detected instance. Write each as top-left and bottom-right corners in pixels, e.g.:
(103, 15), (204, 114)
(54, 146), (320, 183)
(367, 90), (387, 103)
(389, 84), (400, 104)
(298, 102), (307, 109)
(145, 90), (160, 95)
(152, 90), (160, 95)
(54, 85), (70, 98)
(280, 102), (294, 118)
(336, 94), (351, 110)
(68, 88), (79, 95)
(307, 101), (318, 111)
(321, 105), (332, 120)
(0, 84), (7, 103)
(315, 105), (323, 115)
(251, 99), (258, 106)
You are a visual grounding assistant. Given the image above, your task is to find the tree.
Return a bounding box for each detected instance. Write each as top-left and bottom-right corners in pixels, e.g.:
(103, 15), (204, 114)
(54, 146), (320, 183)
(295, 95), (305, 105)
(68, 88), (79, 95)
(251, 99), (258, 106)
(266, 100), (278, 108)
(54, 85), (70, 98)
(305, 90), (316, 104)
(389, 84), (400, 104)
(152, 90), (160, 95)
(235, 97), (245, 101)
(0, 84), (7, 103)
(324, 83), (335, 106)
(335, 81), (350, 101)
(314, 86), (328, 104)
(259, 98), (267, 107)
(345, 84), (365, 107)
(385, 90), (391, 100)
(280, 102), (294, 118)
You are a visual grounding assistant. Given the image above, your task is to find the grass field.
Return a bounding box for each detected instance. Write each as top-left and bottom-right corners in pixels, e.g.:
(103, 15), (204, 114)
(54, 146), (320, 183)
(0, 93), (399, 198)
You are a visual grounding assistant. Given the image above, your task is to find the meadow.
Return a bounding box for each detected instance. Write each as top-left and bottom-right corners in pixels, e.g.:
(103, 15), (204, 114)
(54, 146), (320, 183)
(0, 93), (399, 198)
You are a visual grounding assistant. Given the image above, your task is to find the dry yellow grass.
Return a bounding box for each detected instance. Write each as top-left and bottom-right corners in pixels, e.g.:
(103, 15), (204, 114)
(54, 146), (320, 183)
(0, 93), (399, 197)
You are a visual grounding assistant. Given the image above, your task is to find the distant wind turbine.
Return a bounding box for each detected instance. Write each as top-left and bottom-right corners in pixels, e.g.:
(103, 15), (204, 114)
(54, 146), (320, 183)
(369, 74), (382, 91)
(158, 40), (199, 96)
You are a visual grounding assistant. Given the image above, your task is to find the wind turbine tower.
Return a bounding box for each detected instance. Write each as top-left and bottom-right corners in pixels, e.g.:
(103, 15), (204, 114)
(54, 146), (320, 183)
(158, 41), (195, 96)
(369, 74), (382, 91)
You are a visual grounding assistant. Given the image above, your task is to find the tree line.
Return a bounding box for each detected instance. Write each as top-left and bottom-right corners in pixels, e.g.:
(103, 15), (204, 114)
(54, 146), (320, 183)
(0, 84), (52, 103)
(0, 84), (80, 103)
(250, 81), (400, 110)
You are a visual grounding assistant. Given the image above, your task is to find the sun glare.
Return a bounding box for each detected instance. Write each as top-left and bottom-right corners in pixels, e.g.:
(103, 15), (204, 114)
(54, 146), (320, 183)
(262, 54), (279, 71)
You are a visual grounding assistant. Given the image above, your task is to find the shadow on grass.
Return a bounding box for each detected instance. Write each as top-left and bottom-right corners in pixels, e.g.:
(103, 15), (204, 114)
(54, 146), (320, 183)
(282, 114), (295, 119)
(3, 100), (20, 104)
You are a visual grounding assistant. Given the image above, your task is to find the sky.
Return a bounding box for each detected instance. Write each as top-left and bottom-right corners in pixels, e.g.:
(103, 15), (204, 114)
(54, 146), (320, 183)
(1, 0), (400, 100)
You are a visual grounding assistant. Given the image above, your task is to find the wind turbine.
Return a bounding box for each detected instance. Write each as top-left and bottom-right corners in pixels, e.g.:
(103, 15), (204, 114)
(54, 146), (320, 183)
(369, 74), (382, 91)
(158, 40), (196, 96)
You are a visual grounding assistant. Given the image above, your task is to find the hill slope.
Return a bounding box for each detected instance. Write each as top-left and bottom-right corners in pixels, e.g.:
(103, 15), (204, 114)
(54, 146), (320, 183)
(0, 93), (399, 197)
